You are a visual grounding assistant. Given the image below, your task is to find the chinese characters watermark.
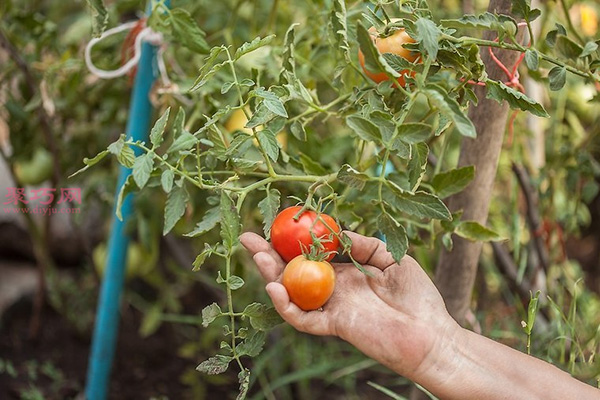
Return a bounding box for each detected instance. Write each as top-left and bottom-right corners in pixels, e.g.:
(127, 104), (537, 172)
(2, 187), (82, 215)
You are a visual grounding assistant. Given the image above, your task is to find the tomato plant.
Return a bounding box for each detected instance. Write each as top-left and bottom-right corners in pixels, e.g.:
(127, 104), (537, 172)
(282, 255), (336, 311)
(358, 22), (420, 87)
(271, 206), (340, 262)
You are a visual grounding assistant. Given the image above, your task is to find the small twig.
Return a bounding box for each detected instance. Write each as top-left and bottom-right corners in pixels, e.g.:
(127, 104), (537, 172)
(512, 163), (550, 273)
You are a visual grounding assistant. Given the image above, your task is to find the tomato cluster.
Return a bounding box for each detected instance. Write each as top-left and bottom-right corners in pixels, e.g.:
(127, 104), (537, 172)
(270, 206), (341, 311)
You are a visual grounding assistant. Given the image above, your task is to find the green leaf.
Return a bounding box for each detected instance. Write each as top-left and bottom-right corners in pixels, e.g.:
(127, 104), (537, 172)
(235, 35), (276, 60)
(431, 166), (475, 199)
(228, 275), (245, 290)
(512, 0), (541, 22)
(243, 303), (264, 318)
(525, 49), (539, 71)
(485, 80), (549, 117)
(192, 244), (213, 271)
(397, 123), (432, 144)
(257, 129), (280, 162)
(163, 185), (188, 235)
(525, 290), (541, 334)
(580, 41), (598, 58)
(425, 85), (476, 138)
(169, 8), (209, 54)
(248, 305), (284, 331)
(150, 107), (171, 148)
(330, 0), (351, 62)
(545, 24), (567, 47)
(441, 13), (517, 36)
(236, 331), (266, 358)
(202, 303), (222, 327)
(197, 355), (232, 375)
(555, 35), (583, 59)
(84, 0), (108, 37)
(107, 135), (135, 168)
(369, 110), (396, 143)
(237, 369), (251, 400)
(220, 191), (241, 249)
(190, 47), (228, 91)
(415, 18), (440, 59)
(255, 89), (288, 118)
(378, 213), (408, 263)
(258, 189), (281, 240)
(407, 143), (429, 191)
(338, 164), (370, 190)
(387, 190), (451, 220)
(167, 131), (198, 154)
(548, 66), (566, 91)
(290, 121), (307, 141)
(281, 24), (298, 76)
(455, 221), (503, 241)
(346, 114), (382, 143)
(356, 21), (400, 79)
(132, 153), (154, 189)
(161, 169), (174, 193)
(115, 175), (135, 221)
(69, 150), (109, 178)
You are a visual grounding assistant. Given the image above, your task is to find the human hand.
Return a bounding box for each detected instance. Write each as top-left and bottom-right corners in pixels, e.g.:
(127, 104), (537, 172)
(240, 231), (460, 381)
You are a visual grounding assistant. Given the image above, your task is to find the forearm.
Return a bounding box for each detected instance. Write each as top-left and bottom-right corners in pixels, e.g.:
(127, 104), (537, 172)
(414, 327), (600, 400)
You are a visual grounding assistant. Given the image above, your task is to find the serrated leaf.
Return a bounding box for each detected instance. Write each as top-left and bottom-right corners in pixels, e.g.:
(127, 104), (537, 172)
(237, 369), (251, 400)
(548, 66), (566, 91)
(249, 306), (284, 331)
(455, 221), (503, 241)
(331, 0), (351, 62)
(202, 303), (222, 327)
(545, 24), (567, 47)
(378, 213), (408, 263)
(163, 185), (188, 235)
(197, 355), (232, 375)
(236, 331), (266, 358)
(108, 136), (136, 168)
(168, 131), (198, 154)
(357, 21), (400, 79)
(220, 191), (240, 249)
(228, 275), (245, 290)
(346, 114), (382, 143)
(258, 189), (281, 240)
(407, 143), (428, 191)
(192, 244), (213, 271)
(431, 166), (475, 198)
(525, 49), (539, 71)
(132, 153), (154, 189)
(485, 80), (548, 117)
(386, 189), (452, 220)
(161, 169), (174, 193)
(415, 18), (440, 59)
(235, 35), (276, 60)
(281, 24), (298, 76)
(257, 129), (279, 162)
(85, 0), (108, 37)
(185, 207), (221, 237)
(169, 8), (209, 54)
(221, 81), (235, 94)
(246, 103), (276, 129)
(243, 303), (264, 318)
(441, 13), (518, 36)
(255, 90), (288, 118)
(338, 164), (370, 190)
(555, 34), (583, 59)
(150, 107), (171, 148)
(397, 123), (432, 144)
(425, 85), (476, 138)
(299, 153), (327, 175)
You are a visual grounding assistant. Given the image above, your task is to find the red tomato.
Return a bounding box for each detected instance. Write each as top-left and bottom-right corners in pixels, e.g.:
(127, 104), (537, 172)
(270, 206), (340, 262)
(282, 255), (335, 311)
(358, 22), (420, 87)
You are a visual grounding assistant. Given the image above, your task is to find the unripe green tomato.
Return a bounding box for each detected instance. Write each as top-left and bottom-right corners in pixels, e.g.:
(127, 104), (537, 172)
(14, 148), (53, 185)
(93, 242), (150, 279)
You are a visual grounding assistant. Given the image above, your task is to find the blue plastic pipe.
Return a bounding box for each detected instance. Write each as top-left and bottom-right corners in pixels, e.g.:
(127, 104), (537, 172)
(85, 11), (161, 400)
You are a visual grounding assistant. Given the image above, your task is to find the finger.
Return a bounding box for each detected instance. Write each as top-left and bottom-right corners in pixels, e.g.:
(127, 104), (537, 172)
(240, 232), (286, 266)
(265, 282), (332, 336)
(342, 231), (395, 271)
(252, 251), (283, 282)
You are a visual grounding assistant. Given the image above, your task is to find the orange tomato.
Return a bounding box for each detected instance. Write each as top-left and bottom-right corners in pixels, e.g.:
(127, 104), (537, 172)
(282, 255), (335, 311)
(358, 23), (420, 87)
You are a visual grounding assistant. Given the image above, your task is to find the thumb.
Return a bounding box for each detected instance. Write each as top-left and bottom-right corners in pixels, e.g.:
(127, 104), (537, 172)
(342, 231), (395, 271)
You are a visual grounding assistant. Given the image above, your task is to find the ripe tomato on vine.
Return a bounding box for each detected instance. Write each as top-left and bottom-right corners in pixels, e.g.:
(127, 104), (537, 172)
(270, 206), (341, 263)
